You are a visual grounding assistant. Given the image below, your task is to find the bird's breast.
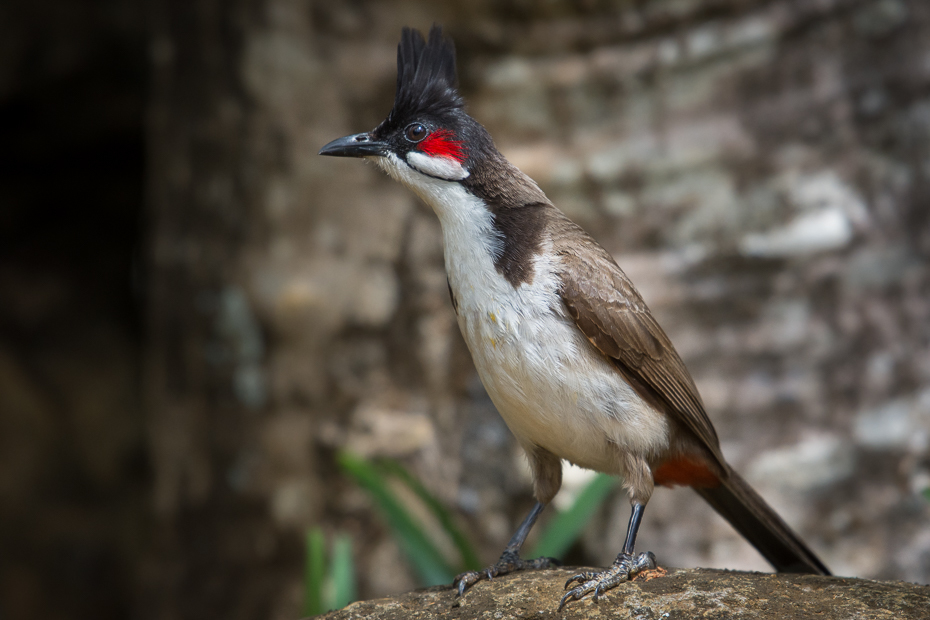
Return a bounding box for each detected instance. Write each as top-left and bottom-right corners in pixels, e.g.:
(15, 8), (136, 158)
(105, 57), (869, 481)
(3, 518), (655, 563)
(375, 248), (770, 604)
(425, 184), (670, 471)
(447, 251), (671, 474)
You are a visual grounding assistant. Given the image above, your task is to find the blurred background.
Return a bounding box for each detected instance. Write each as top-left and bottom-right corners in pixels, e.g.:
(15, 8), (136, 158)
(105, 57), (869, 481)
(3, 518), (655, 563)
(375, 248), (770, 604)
(2, 0), (930, 619)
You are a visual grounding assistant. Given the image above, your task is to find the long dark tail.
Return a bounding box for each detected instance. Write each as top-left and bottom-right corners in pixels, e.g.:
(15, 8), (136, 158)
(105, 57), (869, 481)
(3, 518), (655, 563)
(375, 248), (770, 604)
(695, 468), (830, 575)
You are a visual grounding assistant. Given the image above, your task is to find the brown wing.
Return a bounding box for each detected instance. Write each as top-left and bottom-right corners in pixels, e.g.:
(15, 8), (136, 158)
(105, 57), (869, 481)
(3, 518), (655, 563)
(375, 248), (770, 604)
(553, 219), (725, 469)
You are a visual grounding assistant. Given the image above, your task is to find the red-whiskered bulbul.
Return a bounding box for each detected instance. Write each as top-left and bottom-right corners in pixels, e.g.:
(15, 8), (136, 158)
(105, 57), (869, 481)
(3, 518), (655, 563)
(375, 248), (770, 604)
(320, 25), (830, 609)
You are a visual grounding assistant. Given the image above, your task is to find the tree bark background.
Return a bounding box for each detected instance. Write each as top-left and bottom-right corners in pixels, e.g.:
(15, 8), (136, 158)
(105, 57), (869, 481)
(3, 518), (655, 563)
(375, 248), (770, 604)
(2, 1), (929, 620)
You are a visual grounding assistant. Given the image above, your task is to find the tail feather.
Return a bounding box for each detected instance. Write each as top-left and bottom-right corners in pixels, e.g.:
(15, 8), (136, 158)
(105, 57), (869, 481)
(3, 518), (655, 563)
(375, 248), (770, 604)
(695, 469), (830, 575)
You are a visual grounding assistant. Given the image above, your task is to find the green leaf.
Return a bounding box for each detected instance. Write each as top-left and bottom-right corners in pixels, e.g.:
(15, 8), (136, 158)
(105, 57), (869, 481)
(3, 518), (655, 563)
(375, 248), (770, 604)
(923, 487), (930, 503)
(304, 527), (326, 616)
(529, 473), (617, 559)
(328, 533), (357, 610)
(379, 459), (482, 571)
(338, 451), (455, 586)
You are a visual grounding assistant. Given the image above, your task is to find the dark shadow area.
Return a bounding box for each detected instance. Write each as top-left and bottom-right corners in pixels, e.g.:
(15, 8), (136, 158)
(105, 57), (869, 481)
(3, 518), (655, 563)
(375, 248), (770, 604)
(0, 3), (147, 619)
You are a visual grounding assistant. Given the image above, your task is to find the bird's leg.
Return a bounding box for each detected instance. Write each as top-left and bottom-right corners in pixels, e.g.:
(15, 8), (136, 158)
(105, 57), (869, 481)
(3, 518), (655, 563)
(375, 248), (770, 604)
(559, 502), (657, 610)
(453, 501), (560, 595)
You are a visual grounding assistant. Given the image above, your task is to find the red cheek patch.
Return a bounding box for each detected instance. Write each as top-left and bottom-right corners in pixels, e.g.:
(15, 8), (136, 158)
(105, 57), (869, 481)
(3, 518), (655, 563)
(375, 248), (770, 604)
(418, 129), (465, 162)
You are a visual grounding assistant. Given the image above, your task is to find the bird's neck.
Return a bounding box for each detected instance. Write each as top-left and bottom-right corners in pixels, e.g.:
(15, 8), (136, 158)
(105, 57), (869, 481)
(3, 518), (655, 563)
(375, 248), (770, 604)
(379, 148), (555, 296)
(417, 180), (507, 303)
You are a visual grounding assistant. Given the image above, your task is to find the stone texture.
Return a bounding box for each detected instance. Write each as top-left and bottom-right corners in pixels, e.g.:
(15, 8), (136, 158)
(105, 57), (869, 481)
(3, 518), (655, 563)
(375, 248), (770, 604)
(319, 568), (930, 620)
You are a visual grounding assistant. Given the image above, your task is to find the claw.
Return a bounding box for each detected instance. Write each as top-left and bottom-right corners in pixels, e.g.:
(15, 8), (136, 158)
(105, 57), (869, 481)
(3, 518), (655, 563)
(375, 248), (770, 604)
(563, 571), (593, 589)
(557, 589), (579, 612)
(453, 572), (474, 597)
(453, 568), (490, 597)
(634, 551), (657, 572)
(454, 553), (559, 597)
(556, 551), (663, 610)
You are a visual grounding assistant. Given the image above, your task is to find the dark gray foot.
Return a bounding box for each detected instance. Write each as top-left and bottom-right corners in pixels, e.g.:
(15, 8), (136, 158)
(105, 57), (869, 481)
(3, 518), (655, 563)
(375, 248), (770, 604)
(453, 549), (560, 596)
(558, 551), (657, 610)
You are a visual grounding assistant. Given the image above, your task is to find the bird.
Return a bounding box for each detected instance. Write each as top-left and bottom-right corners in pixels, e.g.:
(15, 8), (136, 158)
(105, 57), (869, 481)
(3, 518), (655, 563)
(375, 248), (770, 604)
(319, 25), (830, 609)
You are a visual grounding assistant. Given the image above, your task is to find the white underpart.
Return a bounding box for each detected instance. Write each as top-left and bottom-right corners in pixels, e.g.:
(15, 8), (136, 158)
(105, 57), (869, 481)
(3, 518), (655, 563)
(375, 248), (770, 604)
(373, 152), (669, 476)
(406, 150), (469, 181)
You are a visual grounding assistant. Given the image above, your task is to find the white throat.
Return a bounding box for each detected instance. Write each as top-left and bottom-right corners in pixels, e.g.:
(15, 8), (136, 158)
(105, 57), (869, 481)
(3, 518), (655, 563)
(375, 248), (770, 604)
(373, 153), (504, 291)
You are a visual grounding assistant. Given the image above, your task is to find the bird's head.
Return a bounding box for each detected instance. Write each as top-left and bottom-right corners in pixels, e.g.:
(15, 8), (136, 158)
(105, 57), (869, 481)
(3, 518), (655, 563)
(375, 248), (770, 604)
(320, 25), (491, 186)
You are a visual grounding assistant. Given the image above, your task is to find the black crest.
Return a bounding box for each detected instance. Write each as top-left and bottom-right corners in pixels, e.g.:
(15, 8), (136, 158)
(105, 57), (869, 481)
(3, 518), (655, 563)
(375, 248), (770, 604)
(389, 25), (463, 124)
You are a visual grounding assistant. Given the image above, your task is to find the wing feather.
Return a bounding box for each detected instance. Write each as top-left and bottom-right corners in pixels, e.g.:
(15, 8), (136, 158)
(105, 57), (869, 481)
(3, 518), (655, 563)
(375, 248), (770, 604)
(553, 218), (725, 468)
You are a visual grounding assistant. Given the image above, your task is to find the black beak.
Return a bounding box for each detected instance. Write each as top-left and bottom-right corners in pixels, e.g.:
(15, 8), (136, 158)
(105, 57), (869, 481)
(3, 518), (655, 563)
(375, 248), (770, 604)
(318, 132), (387, 158)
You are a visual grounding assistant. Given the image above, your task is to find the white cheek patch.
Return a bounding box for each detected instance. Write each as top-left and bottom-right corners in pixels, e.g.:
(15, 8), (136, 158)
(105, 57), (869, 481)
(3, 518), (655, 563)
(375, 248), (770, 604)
(406, 151), (469, 181)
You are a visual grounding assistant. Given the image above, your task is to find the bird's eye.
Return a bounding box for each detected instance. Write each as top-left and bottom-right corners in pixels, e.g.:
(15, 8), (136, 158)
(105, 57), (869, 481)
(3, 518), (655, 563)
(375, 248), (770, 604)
(405, 123), (428, 142)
